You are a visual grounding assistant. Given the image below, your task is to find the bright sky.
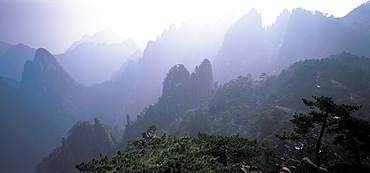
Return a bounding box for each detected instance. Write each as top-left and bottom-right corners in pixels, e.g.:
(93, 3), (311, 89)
(0, 0), (368, 54)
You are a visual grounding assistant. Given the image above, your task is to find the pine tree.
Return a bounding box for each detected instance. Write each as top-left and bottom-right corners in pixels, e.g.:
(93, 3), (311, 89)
(276, 96), (361, 173)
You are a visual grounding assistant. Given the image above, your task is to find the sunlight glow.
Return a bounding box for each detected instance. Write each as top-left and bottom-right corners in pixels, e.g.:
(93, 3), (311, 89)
(2, 0), (366, 53)
(79, 0), (367, 48)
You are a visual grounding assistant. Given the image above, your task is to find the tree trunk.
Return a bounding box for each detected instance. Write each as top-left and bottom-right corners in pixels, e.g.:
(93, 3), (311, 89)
(316, 115), (328, 173)
(222, 143), (227, 166)
(354, 147), (363, 168)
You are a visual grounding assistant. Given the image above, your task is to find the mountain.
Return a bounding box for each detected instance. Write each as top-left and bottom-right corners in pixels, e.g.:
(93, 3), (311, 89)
(276, 8), (363, 68)
(66, 29), (127, 52)
(111, 49), (143, 79)
(21, 48), (76, 105)
(0, 31), (222, 172)
(92, 21), (226, 124)
(57, 37), (140, 85)
(0, 43), (36, 80)
(0, 41), (12, 56)
(0, 76), (48, 173)
(125, 52), (370, 143)
(0, 30), (140, 85)
(2, 3), (370, 172)
(213, 8), (267, 84)
(339, 1), (370, 31)
(0, 37), (215, 172)
(274, 52), (370, 115)
(34, 118), (117, 173)
(0, 48), (80, 173)
(121, 59), (215, 142)
(212, 2), (370, 84)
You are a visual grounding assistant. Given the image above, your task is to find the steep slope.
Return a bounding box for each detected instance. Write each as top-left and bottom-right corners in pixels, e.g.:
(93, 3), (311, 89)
(0, 48), (78, 173)
(0, 76), (49, 173)
(0, 43), (36, 80)
(340, 1), (370, 31)
(122, 52), (370, 150)
(134, 22), (222, 104)
(21, 48), (76, 111)
(190, 59), (215, 106)
(213, 3), (370, 84)
(168, 52), (370, 140)
(276, 8), (363, 68)
(97, 22), (226, 123)
(34, 118), (117, 173)
(213, 8), (266, 84)
(275, 52), (370, 116)
(122, 59), (215, 142)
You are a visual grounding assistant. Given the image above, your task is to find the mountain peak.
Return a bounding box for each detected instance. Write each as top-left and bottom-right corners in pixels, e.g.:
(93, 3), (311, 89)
(91, 29), (126, 44)
(21, 48), (75, 99)
(33, 48), (60, 73)
(66, 29), (127, 52)
(35, 48), (55, 61)
(249, 8), (259, 15)
(342, 1), (370, 28)
(234, 8), (262, 29)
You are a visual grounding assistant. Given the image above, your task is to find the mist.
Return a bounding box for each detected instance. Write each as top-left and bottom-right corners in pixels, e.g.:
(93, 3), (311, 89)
(1, 0), (370, 172)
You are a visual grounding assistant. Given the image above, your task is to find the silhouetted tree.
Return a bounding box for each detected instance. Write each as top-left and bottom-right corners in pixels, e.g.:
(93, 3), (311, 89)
(276, 96), (361, 173)
(330, 115), (370, 168)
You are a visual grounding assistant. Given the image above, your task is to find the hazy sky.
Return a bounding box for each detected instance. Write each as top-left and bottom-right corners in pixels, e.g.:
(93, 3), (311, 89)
(0, 0), (368, 54)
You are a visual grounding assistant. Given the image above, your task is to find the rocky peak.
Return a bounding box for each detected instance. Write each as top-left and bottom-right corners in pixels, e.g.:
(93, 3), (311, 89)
(340, 1), (370, 30)
(33, 48), (60, 73)
(162, 64), (191, 98)
(273, 10), (291, 32)
(213, 8), (266, 84)
(191, 59), (213, 88)
(190, 59), (214, 106)
(228, 8), (263, 36)
(21, 48), (75, 101)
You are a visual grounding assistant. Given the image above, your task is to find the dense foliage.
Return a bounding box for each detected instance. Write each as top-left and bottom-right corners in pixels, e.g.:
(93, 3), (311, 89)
(77, 129), (277, 173)
(276, 96), (370, 172)
(30, 52), (370, 172)
(34, 118), (118, 173)
(122, 59), (214, 143)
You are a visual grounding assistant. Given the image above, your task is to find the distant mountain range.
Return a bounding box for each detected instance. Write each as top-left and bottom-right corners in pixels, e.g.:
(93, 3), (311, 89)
(56, 38), (140, 85)
(214, 2), (370, 84)
(0, 21), (227, 172)
(0, 43), (36, 80)
(65, 29), (127, 52)
(33, 52), (370, 172)
(1, 2), (370, 172)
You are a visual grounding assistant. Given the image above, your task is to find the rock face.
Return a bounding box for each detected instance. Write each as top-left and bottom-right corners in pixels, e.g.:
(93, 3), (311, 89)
(0, 48), (80, 173)
(340, 1), (370, 31)
(161, 59), (215, 117)
(190, 59), (214, 106)
(104, 22), (225, 121)
(212, 2), (370, 84)
(21, 48), (75, 110)
(22, 48), (75, 92)
(121, 59), (215, 141)
(213, 8), (266, 84)
(34, 118), (118, 173)
(162, 64), (191, 102)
